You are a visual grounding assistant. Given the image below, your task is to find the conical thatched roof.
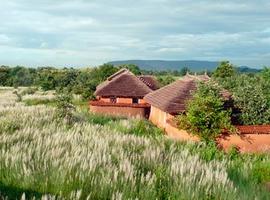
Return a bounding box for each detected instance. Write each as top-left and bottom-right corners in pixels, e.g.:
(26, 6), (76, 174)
(95, 69), (153, 98)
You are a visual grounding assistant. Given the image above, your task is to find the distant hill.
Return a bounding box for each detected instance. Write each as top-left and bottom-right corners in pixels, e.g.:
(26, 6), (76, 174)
(108, 60), (260, 73)
(237, 66), (261, 73)
(108, 60), (219, 72)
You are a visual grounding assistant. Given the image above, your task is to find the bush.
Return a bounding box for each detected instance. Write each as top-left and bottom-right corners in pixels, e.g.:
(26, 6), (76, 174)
(55, 93), (76, 126)
(20, 87), (38, 95)
(216, 73), (270, 125)
(12, 90), (22, 102)
(213, 61), (236, 79)
(177, 82), (235, 141)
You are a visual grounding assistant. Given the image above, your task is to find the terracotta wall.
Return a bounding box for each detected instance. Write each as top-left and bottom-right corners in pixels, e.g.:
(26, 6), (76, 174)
(149, 106), (173, 129)
(139, 99), (147, 104)
(165, 123), (200, 142)
(99, 97), (145, 104)
(100, 98), (110, 103)
(90, 105), (150, 118)
(217, 134), (270, 153)
(117, 98), (132, 104)
(165, 121), (270, 153)
(148, 106), (270, 153)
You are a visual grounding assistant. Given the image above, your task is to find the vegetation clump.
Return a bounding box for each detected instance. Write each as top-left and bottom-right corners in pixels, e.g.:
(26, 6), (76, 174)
(177, 82), (235, 141)
(215, 67), (270, 125)
(55, 92), (76, 126)
(0, 89), (269, 200)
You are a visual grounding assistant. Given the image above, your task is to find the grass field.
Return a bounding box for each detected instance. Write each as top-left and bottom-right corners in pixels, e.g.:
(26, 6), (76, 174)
(0, 88), (269, 199)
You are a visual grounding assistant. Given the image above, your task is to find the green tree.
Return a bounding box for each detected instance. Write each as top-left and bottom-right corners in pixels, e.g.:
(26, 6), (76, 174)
(157, 75), (175, 86)
(260, 67), (270, 81)
(9, 66), (35, 87)
(213, 61), (236, 79)
(230, 74), (270, 125)
(0, 66), (10, 86)
(55, 92), (76, 126)
(96, 64), (118, 82)
(177, 82), (234, 141)
(180, 67), (190, 76)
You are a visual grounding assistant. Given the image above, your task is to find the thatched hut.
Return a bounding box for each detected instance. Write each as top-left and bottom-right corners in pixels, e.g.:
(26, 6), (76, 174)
(90, 69), (160, 118)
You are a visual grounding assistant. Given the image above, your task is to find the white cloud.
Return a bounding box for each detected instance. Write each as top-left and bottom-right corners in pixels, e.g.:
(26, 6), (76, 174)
(0, 0), (269, 67)
(0, 34), (11, 45)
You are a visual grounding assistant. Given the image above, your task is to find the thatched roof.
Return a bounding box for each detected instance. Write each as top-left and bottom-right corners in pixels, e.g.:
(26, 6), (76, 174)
(144, 75), (231, 114)
(138, 75), (160, 90)
(95, 69), (153, 98)
(144, 77), (197, 114)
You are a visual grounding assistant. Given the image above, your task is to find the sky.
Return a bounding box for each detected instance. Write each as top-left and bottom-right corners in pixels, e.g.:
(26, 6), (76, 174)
(0, 0), (270, 68)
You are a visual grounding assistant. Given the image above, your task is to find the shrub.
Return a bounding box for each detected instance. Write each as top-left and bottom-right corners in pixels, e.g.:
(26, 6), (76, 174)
(177, 82), (235, 141)
(216, 73), (270, 125)
(12, 90), (22, 102)
(20, 87), (38, 96)
(213, 61), (236, 79)
(55, 93), (76, 125)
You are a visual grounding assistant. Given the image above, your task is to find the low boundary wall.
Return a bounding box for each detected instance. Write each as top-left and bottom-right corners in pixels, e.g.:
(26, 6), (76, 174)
(89, 101), (150, 118)
(165, 119), (270, 153)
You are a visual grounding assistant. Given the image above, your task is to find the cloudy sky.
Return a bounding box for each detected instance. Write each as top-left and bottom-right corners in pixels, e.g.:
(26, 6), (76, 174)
(0, 0), (270, 68)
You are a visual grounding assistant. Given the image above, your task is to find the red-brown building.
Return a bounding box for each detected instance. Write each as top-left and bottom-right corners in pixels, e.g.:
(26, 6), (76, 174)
(90, 69), (160, 118)
(144, 74), (214, 128)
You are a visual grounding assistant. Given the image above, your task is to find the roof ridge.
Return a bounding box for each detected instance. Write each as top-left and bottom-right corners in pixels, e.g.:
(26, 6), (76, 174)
(95, 69), (153, 97)
(107, 68), (129, 81)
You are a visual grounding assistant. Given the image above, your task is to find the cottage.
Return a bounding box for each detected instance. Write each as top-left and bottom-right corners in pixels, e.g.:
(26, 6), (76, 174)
(90, 69), (160, 118)
(144, 73), (230, 128)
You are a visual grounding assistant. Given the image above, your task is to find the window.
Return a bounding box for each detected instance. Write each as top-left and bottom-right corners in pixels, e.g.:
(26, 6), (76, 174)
(110, 97), (117, 103)
(132, 98), (139, 104)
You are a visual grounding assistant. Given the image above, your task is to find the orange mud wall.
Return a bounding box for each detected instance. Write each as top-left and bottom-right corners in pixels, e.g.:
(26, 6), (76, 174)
(149, 106), (172, 128)
(148, 106), (270, 153)
(100, 97), (146, 104)
(90, 105), (150, 118)
(217, 134), (270, 153)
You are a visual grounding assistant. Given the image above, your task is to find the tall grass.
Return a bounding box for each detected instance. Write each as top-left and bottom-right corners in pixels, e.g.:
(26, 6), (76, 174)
(0, 89), (269, 200)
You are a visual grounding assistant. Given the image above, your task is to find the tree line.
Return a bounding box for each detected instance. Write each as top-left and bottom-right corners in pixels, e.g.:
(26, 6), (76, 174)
(0, 64), (193, 100)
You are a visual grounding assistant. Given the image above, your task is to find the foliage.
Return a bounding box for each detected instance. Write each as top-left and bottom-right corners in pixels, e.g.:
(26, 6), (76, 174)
(20, 87), (38, 96)
(251, 162), (270, 183)
(157, 75), (176, 86)
(0, 66), (10, 86)
(260, 67), (270, 82)
(177, 82), (235, 141)
(213, 61), (236, 79)
(0, 89), (270, 199)
(12, 90), (22, 102)
(81, 109), (163, 138)
(82, 110), (123, 125)
(216, 71), (270, 125)
(23, 98), (56, 106)
(180, 67), (191, 76)
(55, 92), (76, 125)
